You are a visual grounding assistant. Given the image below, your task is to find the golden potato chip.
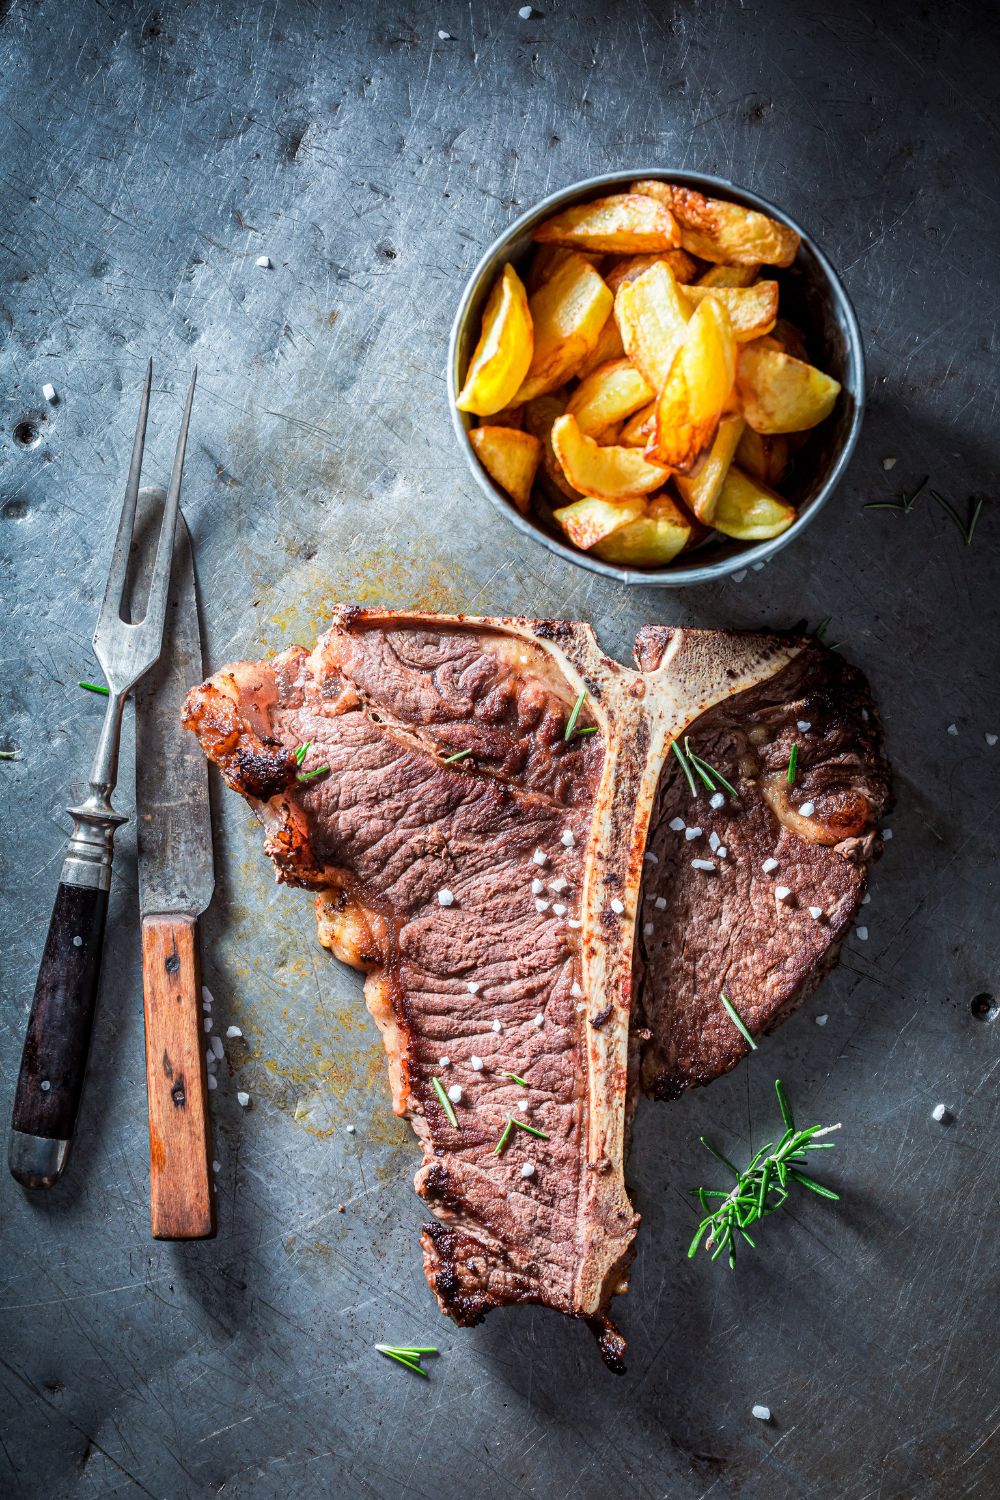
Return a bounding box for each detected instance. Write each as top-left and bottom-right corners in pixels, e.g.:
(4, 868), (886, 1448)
(566, 358), (653, 438)
(712, 467), (796, 539)
(575, 313), (626, 379)
(613, 261), (691, 390)
(736, 344), (841, 433)
(735, 427), (789, 486)
(591, 491), (692, 566)
(552, 413), (669, 499)
(552, 494), (645, 550)
(675, 415), (745, 522)
(697, 263), (759, 288)
(632, 181), (800, 267)
(534, 193), (680, 254)
(470, 425), (542, 513)
(647, 298), (737, 472)
(680, 281), (778, 342)
(456, 263), (534, 416)
(604, 249), (699, 294)
(514, 253), (613, 403)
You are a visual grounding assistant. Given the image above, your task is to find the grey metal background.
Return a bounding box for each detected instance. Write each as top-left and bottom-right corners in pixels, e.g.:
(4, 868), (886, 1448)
(0, 2), (997, 1496)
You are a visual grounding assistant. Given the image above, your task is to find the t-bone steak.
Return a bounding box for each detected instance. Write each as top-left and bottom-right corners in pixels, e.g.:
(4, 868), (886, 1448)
(182, 607), (890, 1369)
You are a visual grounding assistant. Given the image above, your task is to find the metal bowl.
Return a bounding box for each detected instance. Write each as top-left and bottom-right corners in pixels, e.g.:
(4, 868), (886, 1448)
(448, 170), (865, 588)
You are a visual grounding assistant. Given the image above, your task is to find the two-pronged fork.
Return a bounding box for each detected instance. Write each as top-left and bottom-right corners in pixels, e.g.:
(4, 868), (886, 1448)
(9, 360), (196, 1188)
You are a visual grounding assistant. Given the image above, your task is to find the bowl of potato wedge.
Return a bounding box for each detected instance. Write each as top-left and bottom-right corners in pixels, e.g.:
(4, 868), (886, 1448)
(448, 171), (864, 584)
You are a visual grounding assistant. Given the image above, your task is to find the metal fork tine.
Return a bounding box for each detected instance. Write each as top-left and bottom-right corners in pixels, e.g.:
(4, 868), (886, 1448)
(93, 357), (152, 648)
(141, 366), (197, 654)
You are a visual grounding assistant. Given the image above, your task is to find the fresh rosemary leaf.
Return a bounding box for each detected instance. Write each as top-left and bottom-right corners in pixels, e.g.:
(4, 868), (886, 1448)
(720, 993), (757, 1051)
(688, 749), (738, 798)
(564, 687), (588, 741)
(931, 489), (985, 546)
(902, 475), (928, 513)
(684, 737), (717, 792)
(79, 681), (109, 695)
(431, 1076), (458, 1128)
(774, 1078), (794, 1131)
(443, 748), (473, 764)
(671, 739), (698, 797)
(512, 1118), (549, 1140)
(862, 501), (907, 511)
(493, 1117), (514, 1155)
(813, 616), (830, 641)
(787, 743), (798, 785)
(500, 1072), (529, 1086)
(296, 763), (330, 783)
(787, 1169), (840, 1200)
(375, 1345), (429, 1376)
(293, 740), (312, 766)
(574, 725), (599, 735)
(700, 1136), (740, 1177)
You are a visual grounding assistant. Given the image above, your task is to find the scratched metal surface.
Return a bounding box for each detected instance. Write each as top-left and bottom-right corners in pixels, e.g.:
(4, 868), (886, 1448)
(0, 1), (997, 1496)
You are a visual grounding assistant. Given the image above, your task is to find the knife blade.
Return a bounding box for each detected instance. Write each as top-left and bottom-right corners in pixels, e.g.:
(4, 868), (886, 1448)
(136, 502), (216, 1240)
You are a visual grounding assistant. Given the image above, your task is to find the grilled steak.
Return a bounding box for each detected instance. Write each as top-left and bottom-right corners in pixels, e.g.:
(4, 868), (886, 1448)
(182, 608), (889, 1368)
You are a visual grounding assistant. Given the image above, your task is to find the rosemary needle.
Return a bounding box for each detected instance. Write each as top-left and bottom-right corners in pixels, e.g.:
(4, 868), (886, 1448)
(375, 1344), (434, 1376)
(720, 993), (757, 1051)
(671, 739), (698, 796)
(79, 681), (110, 695)
(564, 687), (588, 741)
(787, 743), (798, 785)
(431, 1076), (458, 1128)
(296, 763), (330, 783)
(500, 1072), (529, 1087)
(293, 740), (312, 766)
(494, 1115), (549, 1154)
(442, 748), (473, 764)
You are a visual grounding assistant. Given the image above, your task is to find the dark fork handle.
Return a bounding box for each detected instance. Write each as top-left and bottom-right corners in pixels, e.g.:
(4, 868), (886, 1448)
(9, 882), (110, 1187)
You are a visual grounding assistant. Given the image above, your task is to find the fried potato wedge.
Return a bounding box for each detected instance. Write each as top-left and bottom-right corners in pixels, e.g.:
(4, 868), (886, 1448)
(605, 249), (699, 294)
(566, 358), (653, 438)
(575, 314), (626, 379)
(674, 414), (745, 522)
(735, 427), (789, 486)
(552, 495), (645, 550)
(525, 244), (601, 295)
(680, 280), (779, 342)
(697, 263), (759, 288)
(552, 413), (669, 498)
(534, 193), (680, 254)
(613, 261), (691, 390)
(523, 394), (580, 502)
(633, 180), (800, 267)
(619, 400), (656, 447)
(514, 254), (613, 403)
(647, 298), (737, 473)
(456, 263), (534, 416)
(736, 344), (841, 433)
(591, 491), (692, 566)
(712, 467), (796, 540)
(470, 425), (542, 514)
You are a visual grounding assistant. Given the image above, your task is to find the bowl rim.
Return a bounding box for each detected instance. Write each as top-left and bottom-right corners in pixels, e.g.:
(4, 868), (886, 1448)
(448, 168), (866, 589)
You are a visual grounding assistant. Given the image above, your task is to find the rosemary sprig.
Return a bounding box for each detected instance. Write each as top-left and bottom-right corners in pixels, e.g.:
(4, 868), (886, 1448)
(293, 740), (312, 766)
(375, 1343), (438, 1376)
(787, 743), (798, 785)
(431, 1076), (458, 1128)
(672, 738), (737, 799)
(564, 687), (590, 741)
(499, 1072), (529, 1087)
(442, 748), (473, 764)
(671, 738), (698, 796)
(863, 474), (927, 515)
(79, 681), (110, 696)
(930, 489), (984, 546)
(720, 993), (757, 1051)
(296, 763), (330, 783)
(688, 1079), (841, 1269)
(494, 1114), (549, 1154)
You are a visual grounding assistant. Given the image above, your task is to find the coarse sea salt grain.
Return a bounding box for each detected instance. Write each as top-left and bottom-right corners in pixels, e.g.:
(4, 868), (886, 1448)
(72, 934), (82, 947)
(762, 857), (779, 874)
(561, 829), (575, 848)
(467, 981), (480, 995)
(532, 849), (548, 866)
(610, 898), (625, 914)
(752, 1404), (771, 1422)
(211, 1035), (224, 1060)
(798, 801), (815, 817)
(797, 720), (811, 732)
(492, 1019), (503, 1032)
(669, 816), (686, 832)
(987, 733), (998, 747)
(207, 1074), (217, 1090)
(644, 851), (659, 863)
(947, 724), (958, 735)
(710, 791), (725, 810)
(531, 878), (544, 895)
(447, 1084), (463, 1104)
(535, 897), (550, 912)
(550, 876), (568, 893)
(718, 846), (728, 859)
(237, 1091), (250, 1107)
(553, 903), (567, 916)
(438, 28), (452, 38)
(439, 1056), (450, 1068)
(437, 888), (455, 906)
(932, 1103), (951, 1123)
(346, 1124), (356, 1134)
(202, 986), (214, 1007)
(685, 826), (702, 842)
(709, 831), (720, 852)
(519, 4), (534, 17)
(809, 906), (824, 920)
(256, 254), (271, 269)
(226, 1025), (242, 1039)
(470, 1055), (484, 1071)
(568, 917), (582, 928)
(691, 858), (715, 872)
(774, 885), (792, 901)
(571, 982), (583, 998)
(732, 569), (748, 583)
(644, 922), (654, 935)
(654, 895), (667, 910)
(533, 1014), (544, 1027)
(42, 382), (57, 403)
(521, 1161), (536, 1178)
(204, 1017), (213, 1032)
(855, 925), (869, 940)
(752, 561), (766, 572)
(883, 828), (893, 840)
(882, 457), (896, 470)
(212, 1160), (221, 1173)
(816, 1014), (829, 1026)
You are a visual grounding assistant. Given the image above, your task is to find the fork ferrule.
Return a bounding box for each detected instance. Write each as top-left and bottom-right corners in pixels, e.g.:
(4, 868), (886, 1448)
(63, 690), (129, 891)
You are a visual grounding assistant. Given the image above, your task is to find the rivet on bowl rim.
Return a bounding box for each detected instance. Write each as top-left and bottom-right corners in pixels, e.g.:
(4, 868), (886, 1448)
(449, 169), (866, 589)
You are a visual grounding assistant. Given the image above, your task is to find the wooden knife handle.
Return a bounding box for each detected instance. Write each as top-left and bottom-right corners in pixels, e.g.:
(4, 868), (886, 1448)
(142, 913), (216, 1239)
(9, 882), (110, 1187)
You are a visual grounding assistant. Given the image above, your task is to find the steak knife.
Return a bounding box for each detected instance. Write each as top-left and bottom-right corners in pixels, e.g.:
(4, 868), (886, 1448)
(136, 506), (216, 1239)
